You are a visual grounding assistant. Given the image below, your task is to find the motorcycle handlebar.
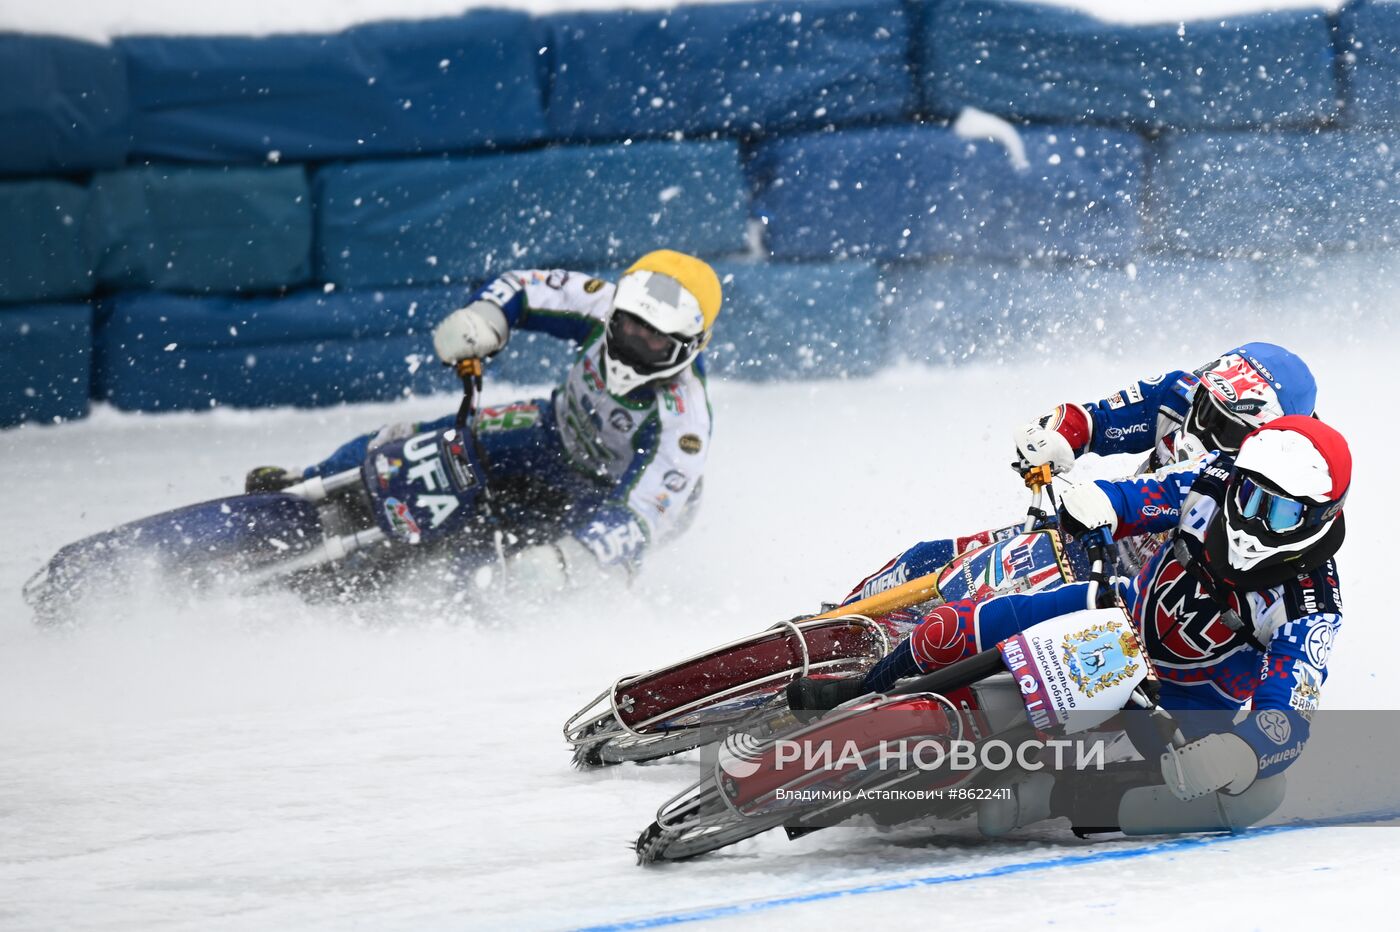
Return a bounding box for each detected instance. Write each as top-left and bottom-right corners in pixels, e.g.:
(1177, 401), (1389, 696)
(446, 357), (503, 564)
(1019, 463), (1057, 533)
(1010, 468), (1119, 613)
(452, 357), (485, 431)
(1079, 526), (1118, 611)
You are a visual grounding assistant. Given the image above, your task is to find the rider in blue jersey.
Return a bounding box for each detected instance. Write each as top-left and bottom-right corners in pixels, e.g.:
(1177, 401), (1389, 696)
(839, 342), (1319, 603)
(797, 416), (1350, 837)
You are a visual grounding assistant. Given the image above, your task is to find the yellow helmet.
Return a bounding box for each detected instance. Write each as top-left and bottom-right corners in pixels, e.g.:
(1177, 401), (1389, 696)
(604, 250), (722, 393)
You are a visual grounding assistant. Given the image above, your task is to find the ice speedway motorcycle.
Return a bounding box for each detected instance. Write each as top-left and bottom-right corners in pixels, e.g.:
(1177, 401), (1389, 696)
(564, 466), (1084, 767)
(23, 360), (498, 619)
(633, 531), (1190, 863)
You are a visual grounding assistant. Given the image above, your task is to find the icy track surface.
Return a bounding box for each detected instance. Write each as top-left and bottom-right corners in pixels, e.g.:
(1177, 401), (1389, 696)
(1, 338), (1395, 930)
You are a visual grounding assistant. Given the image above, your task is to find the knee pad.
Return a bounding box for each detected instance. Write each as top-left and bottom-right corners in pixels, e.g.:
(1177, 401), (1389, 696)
(910, 604), (974, 670)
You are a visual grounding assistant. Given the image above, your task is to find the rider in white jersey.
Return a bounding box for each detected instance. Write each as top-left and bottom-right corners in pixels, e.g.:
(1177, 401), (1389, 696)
(248, 250), (721, 591)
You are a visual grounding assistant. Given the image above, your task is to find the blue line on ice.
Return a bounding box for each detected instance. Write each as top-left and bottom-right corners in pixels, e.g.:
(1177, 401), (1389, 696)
(574, 821), (1331, 931)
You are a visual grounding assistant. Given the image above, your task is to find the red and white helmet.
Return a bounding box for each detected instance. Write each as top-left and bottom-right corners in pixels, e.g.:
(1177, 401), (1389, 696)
(1221, 415), (1350, 573)
(1178, 342), (1317, 462)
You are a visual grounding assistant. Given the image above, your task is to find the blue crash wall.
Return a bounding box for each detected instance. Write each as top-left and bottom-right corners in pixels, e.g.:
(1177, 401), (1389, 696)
(1339, 1), (1400, 127)
(0, 34), (129, 176)
(118, 12), (549, 164)
(314, 141), (751, 289)
(750, 124), (1145, 263)
(88, 166), (314, 292)
(2, 0), (1399, 426)
(93, 261), (885, 411)
(543, 0), (916, 140)
(0, 180), (93, 305)
(1149, 129), (1400, 256)
(922, 0), (1339, 130)
(0, 304), (93, 427)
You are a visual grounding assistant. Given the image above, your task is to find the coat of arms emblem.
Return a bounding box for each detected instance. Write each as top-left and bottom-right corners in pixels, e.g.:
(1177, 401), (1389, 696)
(1060, 619), (1142, 698)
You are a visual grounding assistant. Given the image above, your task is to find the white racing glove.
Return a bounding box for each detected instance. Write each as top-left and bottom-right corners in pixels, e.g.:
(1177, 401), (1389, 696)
(432, 300), (509, 364)
(1057, 480), (1118, 536)
(506, 536), (596, 593)
(367, 421), (416, 452)
(1161, 733), (1258, 801)
(1013, 415), (1077, 474)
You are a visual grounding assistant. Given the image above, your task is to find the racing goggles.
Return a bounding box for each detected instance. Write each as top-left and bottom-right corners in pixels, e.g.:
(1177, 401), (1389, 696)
(1187, 389), (1253, 453)
(1234, 473), (1343, 535)
(607, 310), (697, 374)
(1236, 476), (1308, 532)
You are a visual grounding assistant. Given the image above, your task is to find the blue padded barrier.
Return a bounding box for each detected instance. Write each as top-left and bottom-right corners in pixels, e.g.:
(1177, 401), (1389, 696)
(544, 0), (914, 141)
(1128, 255), (1261, 321)
(92, 258), (886, 412)
(120, 12), (547, 164)
(315, 141), (750, 289)
(0, 180), (93, 305)
(1254, 249), (1400, 335)
(921, 0), (1338, 130)
(751, 124), (1144, 263)
(93, 287), (576, 412)
(881, 260), (1137, 363)
(1148, 130), (1400, 256)
(883, 255), (1345, 366)
(707, 260), (886, 379)
(86, 166), (313, 294)
(0, 303), (92, 427)
(1339, 1), (1400, 127)
(95, 288), (461, 411)
(0, 34), (129, 176)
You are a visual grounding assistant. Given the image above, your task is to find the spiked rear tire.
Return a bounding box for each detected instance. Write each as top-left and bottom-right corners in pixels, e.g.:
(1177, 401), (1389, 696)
(635, 783), (790, 864)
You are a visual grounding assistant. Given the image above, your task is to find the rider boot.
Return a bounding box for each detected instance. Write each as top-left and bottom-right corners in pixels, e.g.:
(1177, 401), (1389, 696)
(786, 675), (870, 712)
(1047, 758), (1164, 836)
(1117, 775), (1286, 835)
(861, 638), (924, 693)
(244, 466), (299, 493)
(978, 772), (1056, 837)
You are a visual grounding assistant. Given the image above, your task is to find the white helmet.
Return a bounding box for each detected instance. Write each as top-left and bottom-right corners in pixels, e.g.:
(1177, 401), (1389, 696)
(602, 250), (721, 395)
(1217, 415), (1350, 574)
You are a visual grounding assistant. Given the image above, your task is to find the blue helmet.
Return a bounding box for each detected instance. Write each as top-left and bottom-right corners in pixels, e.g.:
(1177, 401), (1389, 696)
(1183, 342), (1317, 457)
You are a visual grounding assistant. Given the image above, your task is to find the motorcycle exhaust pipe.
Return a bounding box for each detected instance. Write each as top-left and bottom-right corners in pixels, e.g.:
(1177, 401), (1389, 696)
(240, 526), (387, 587)
(282, 468), (363, 503)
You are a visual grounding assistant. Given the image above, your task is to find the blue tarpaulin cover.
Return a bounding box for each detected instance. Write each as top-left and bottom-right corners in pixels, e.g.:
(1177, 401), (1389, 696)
(87, 166), (314, 293)
(121, 12), (548, 163)
(751, 124), (1144, 263)
(0, 181), (93, 304)
(1149, 130), (1400, 255)
(0, 34), (129, 176)
(0, 303), (92, 427)
(545, 0), (914, 140)
(315, 141), (750, 289)
(1339, 1), (1400, 127)
(921, 0), (1338, 130)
